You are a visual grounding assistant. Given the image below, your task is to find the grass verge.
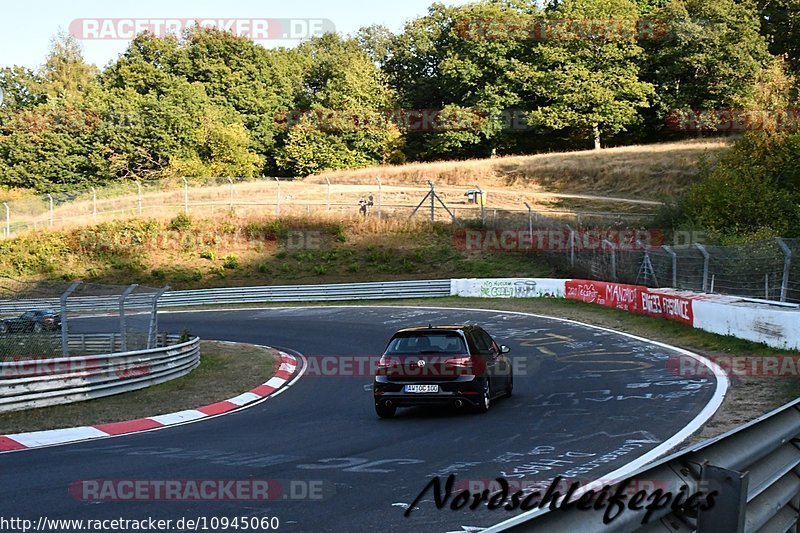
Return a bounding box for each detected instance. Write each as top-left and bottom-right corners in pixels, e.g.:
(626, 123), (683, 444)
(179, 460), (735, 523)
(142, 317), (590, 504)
(0, 340), (279, 435)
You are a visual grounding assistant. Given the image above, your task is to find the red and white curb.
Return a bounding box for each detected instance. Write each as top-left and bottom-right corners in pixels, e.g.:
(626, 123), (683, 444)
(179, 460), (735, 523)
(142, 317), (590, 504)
(0, 350), (299, 453)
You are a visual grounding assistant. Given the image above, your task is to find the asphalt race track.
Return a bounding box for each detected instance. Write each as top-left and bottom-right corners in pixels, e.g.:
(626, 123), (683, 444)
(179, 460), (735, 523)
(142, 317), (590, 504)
(0, 306), (724, 532)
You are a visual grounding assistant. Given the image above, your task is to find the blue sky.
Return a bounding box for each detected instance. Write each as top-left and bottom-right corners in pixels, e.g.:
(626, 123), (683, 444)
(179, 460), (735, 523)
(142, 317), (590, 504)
(2, 0), (472, 70)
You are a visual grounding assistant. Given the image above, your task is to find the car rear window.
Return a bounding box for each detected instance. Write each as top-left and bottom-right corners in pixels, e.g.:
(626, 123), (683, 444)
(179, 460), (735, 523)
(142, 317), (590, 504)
(385, 332), (467, 354)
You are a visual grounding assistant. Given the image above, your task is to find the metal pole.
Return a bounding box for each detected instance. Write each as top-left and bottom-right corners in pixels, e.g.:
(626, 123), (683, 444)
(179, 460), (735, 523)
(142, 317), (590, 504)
(119, 284), (137, 353)
(147, 286), (170, 349)
(91, 187), (97, 221)
(47, 194), (53, 227)
(765, 274), (769, 300)
(376, 177), (382, 219)
(663, 245), (678, 288)
(2, 203), (8, 237)
(60, 281), (82, 357)
(182, 177), (188, 214)
(274, 177), (281, 216)
(228, 177), (234, 210)
(428, 181), (435, 222)
(475, 184), (486, 226)
(695, 243), (710, 292)
(524, 202), (533, 250)
(566, 224), (575, 266)
(135, 180), (142, 215)
(325, 177), (331, 212)
(603, 239), (617, 281)
(775, 237), (792, 302)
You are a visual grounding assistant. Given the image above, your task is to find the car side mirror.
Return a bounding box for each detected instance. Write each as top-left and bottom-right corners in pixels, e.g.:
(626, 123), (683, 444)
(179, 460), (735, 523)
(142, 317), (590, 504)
(500, 345), (510, 354)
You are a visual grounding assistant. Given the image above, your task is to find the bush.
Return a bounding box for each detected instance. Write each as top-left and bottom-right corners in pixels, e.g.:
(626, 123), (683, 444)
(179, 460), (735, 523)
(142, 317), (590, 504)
(222, 254), (239, 269)
(199, 250), (216, 260)
(169, 212), (192, 231)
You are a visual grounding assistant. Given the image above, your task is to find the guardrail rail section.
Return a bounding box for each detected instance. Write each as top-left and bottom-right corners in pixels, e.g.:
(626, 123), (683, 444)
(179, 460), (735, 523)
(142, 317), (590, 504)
(491, 398), (800, 532)
(0, 335), (200, 412)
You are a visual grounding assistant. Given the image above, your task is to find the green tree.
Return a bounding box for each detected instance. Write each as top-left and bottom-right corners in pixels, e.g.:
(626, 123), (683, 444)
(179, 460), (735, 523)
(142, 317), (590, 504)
(39, 31), (100, 103)
(527, 0), (654, 149)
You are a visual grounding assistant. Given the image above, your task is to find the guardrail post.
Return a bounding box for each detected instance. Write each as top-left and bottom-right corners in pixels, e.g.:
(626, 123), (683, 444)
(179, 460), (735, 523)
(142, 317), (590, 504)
(376, 177), (382, 219)
(776, 237), (792, 302)
(696, 464), (748, 533)
(663, 245), (677, 288)
(119, 284), (137, 353)
(47, 194), (54, 227)
(603, 239), (617, 281)
(695, 243), (710, 292)
(147, 286), (170, 349)
(60, 281), (82, 356)
(181, 177), (188, 214)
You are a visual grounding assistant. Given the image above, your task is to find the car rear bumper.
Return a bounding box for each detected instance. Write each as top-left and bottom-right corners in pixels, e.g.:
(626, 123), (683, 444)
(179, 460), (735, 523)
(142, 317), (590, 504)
(373, 376), (484, 408)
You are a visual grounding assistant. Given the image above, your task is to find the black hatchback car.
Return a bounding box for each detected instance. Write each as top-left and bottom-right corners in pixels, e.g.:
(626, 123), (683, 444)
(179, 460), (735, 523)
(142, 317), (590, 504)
(0, 309), (62, 333)
(373, 325), (512, 418)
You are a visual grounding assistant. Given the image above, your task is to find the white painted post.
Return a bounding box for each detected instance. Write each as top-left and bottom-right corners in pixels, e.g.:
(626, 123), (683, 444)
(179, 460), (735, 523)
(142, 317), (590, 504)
(182, 177), (188, 214)
(376, 177), (382, 219)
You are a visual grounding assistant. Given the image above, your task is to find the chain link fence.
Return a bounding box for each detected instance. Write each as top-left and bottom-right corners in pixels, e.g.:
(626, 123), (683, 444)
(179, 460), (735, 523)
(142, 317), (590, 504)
(0, 279), (172, 361)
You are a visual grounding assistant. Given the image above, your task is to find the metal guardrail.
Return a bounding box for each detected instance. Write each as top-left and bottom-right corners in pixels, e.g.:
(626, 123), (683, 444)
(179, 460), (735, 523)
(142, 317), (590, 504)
(0, 335), (199, 412)
(0, 280), (453, 314)
(490, 397), (800, 532)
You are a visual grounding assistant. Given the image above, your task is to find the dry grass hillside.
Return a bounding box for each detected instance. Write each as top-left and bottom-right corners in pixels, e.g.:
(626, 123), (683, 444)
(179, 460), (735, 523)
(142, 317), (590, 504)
(308, 138), (733, 200)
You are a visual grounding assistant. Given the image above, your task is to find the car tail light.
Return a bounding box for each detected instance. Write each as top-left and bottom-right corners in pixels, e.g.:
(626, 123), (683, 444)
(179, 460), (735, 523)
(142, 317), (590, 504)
(377, 356), (400, 374)
(445, 357), (472, 368)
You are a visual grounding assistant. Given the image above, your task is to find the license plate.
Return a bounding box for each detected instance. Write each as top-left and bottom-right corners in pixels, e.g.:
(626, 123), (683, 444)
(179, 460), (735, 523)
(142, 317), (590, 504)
(405, 384), (439, 393)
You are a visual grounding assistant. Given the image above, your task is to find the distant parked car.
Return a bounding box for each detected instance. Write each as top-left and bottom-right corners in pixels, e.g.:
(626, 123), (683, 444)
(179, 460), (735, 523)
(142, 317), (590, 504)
(0, 309), (62, 334)
(373, 324), (513, 418)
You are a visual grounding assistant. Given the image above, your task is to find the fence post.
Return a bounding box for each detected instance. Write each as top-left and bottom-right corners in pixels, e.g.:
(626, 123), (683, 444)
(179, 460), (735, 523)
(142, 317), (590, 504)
(2, 202), (9, 237)
(182, 177), (188, 214)
(60, 281), (82, 357)
(775, 237), (791, 302)
(228, 177), (234, 210)
(663, 245), (678, 288)
(119, 284), (138, 353)
(603, 239), (617, 281)
(476, 184), (484, 225)
(524, 202), (533, 250)
(566, 224), (576, 267)
(136, 180), (142, 215)
(325, 177), (331, 212)
(147, 286), (170, 349)
(428, 181), (435, 222)
(695, 243), (710, 292)
(92, 187), (97, 220)
(47, 194), (53, 227)
(376, 177), (382, 219)
(274, 177), (281, 216)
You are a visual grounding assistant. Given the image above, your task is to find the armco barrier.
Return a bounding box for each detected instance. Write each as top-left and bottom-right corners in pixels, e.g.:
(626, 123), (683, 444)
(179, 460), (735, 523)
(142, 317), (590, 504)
(0, 336), (199, 412)
(487, 397), (800, 532)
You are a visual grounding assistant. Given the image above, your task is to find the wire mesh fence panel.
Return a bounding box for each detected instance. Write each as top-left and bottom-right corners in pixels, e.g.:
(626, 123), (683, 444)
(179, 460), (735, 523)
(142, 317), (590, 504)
(0, 280), (170, 361)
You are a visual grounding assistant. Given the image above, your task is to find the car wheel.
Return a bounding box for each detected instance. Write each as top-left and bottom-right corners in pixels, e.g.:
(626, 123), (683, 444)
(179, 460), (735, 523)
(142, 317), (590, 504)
(375, 402), (396, 419)
(475, 379), (491, 414)
(504, 372), (513, 398)
(33, 323), (43, 333)
(0, 323), (7, 334)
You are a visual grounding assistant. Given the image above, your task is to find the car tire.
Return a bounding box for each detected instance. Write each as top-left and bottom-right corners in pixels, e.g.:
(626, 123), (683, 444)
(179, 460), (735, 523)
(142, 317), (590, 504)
(375, 402), (396, 419)
(33, 323), (43, 333)
(504, 372), (513, 398)
(475, 379), (491, 414)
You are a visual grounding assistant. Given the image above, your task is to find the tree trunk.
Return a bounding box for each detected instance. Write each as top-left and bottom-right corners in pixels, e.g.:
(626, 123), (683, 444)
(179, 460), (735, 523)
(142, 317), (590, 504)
(593, 123), (601, 150)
